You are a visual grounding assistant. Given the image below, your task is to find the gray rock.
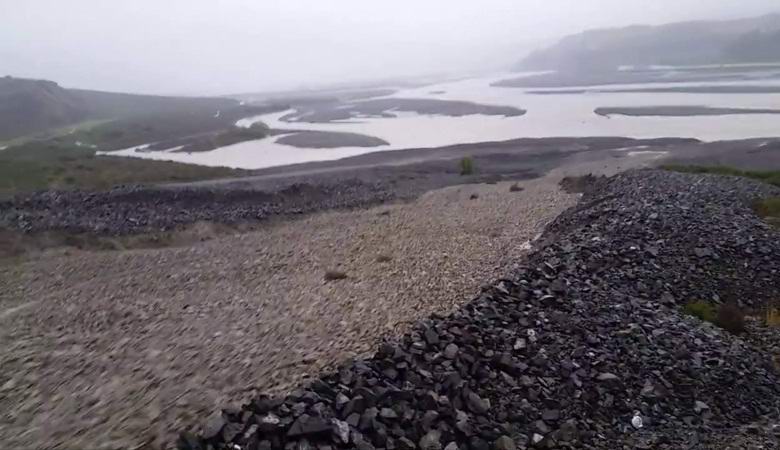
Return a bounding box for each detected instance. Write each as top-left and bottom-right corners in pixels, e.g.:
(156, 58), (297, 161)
(332, 419), (350, 444)
(201, 412), (225, 440)
(596, 372), (619, 382)
(466, 392), (490, 415)
(379, 407), (398, 420)
(420, 430), (443, 450)
(494, 436), (516, 450)
(444, 343), (459, 359)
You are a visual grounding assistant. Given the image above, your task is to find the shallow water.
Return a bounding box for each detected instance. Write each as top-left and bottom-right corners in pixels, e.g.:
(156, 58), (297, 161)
(106, 72), (780, 169)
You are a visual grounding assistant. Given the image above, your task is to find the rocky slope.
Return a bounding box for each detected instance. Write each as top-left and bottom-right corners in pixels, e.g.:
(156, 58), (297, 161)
(179, 169), (780, 450)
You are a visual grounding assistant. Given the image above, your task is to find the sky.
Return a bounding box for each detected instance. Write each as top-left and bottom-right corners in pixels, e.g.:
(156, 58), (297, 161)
(1, 0), (778, 96)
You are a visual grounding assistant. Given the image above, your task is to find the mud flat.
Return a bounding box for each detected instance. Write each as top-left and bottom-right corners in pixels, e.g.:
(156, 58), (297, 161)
(595, 105), (780, 117)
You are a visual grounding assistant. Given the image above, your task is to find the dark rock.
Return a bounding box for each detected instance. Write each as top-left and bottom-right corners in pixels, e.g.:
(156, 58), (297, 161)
(425, 327), (440, 345)
(288, 415), (331, 437)
(541, 410), (559, 422)
(177, 432), (204, 450)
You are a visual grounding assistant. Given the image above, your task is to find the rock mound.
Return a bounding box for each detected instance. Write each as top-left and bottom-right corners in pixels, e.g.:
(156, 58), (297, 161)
(0, 180), (392, 235)
(179, 169), (780, 449)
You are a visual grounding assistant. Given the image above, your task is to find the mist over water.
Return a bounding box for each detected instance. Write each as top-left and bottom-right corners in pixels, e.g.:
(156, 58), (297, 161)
(2, 0), (779, 95)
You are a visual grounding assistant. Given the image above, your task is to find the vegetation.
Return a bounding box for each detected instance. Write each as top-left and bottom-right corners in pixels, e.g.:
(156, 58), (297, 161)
(375, 254), (393, 263)
(171, 123), (270, 153)
(0, 141), (244, 197)
(766, 307), (780, 327)
(0, 76), (238, 141)
(459, 157), (475, 176)
(662, 164), (780, 187)
(754, 197), (780, 228)
(683, 300), (717, 323)
(509, 183), (524, 192)
(683, 300), (746, 334)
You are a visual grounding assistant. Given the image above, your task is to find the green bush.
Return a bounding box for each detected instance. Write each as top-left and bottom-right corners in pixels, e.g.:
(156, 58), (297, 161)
(459, 157), (475, 176)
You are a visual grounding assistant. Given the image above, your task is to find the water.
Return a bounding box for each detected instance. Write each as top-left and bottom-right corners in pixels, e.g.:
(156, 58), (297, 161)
(106, 73), (780, 169)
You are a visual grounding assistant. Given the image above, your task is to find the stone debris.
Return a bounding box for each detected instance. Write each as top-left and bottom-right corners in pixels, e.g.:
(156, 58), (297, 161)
(179, 170), (780, 449)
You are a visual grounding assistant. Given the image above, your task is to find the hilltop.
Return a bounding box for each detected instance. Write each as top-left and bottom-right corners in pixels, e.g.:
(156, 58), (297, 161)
(516, 13), (780, 71)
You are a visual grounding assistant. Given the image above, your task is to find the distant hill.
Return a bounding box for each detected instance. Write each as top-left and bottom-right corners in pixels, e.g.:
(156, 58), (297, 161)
(516, 13), (780, 71)
(0, 76), (237, 141)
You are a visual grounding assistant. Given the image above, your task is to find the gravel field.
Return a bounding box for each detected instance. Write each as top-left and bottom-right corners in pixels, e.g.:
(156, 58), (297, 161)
(187, 169), (780, 450)
(0, 177), (575, 449)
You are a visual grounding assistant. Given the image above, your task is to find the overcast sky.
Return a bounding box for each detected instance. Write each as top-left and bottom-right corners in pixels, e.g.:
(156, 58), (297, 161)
(1, 0), (778, 95)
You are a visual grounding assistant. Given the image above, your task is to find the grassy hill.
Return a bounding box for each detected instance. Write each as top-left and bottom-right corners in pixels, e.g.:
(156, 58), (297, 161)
(0, 76), (238, 141)
(516, 13), (780, 71)
(0, 77), (290, 195)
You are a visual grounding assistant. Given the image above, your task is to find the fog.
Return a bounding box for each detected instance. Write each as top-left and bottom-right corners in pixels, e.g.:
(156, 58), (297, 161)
(1, 0), (778, 96)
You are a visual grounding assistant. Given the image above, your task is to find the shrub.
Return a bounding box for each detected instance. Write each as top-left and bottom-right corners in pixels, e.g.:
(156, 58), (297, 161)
(469, 193), (479, 200)
(683, 301), (716, 323)
(715, 303), (745, 334)
(324, 270), (347, 281)
(509, 183), (524, 192)
(459, 157), (475, 176)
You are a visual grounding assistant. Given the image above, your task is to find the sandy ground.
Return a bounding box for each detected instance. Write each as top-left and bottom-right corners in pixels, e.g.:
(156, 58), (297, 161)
(0, 175), (577, 450)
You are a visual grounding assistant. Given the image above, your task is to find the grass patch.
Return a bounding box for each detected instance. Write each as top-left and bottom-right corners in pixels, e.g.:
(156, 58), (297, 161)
(766, 307), (780, 327)
(683, 300), (717, 323)
(683, 300), (746, 334)
(459, 157), (475, 176)
(0, 141), (245, 197)
(754, 197), (780, 227)
(662, 164), (780, 187)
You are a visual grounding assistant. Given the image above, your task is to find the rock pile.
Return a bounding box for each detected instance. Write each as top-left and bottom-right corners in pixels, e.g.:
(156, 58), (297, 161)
(179, 169), (780, 450)
(0, 180), (393, 235)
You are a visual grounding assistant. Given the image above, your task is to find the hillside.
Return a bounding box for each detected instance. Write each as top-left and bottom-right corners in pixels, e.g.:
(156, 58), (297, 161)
(0, 76), (237, 141)
(517, 13), (780, 71)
